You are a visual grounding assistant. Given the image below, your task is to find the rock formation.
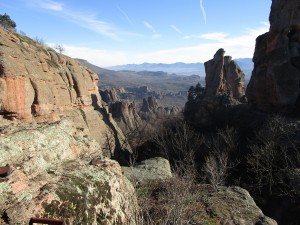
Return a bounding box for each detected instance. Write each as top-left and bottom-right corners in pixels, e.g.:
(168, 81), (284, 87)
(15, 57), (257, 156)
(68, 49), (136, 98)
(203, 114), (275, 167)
(100, 89), (143, 132)
(100, 88), (120, 104)
(140, 96), (159, 113)
(0, 28), (130, 160)
(109, 101), (143, 131)
(246, 0), (300, 113)
(140, 96), (180, 120)
(184, 49), (245, 128)
(204, 48), (245, 100)
(0, 119), (138, 225)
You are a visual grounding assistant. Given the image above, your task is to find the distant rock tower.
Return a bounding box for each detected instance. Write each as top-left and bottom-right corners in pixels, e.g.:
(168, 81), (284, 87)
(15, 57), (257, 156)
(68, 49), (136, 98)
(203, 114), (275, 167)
(204, 48), (245, 101)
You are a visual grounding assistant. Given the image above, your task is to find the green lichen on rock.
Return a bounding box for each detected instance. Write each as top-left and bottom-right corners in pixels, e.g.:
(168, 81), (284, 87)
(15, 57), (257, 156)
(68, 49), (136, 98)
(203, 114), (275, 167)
(0, 120), (138, 225)
(0, 182), (12, 207)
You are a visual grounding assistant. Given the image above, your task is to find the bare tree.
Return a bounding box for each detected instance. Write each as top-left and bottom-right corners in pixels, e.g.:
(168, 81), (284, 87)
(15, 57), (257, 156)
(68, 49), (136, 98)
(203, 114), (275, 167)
(203, 152), (230, 190)
(247, 116), (300, 195)
(54, 44), (65, 54)
(202, 126), (239, 189)
(151, 119), (203, 177)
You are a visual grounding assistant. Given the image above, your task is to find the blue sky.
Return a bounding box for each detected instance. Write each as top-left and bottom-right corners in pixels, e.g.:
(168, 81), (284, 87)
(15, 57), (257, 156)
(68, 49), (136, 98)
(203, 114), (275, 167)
(0, 0), (271, 67)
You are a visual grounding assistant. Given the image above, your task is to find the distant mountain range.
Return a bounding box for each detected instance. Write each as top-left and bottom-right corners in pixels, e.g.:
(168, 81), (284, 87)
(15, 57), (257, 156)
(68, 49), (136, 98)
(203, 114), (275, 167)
(107, 58), (253, 80)
(76, 59), (201, 93)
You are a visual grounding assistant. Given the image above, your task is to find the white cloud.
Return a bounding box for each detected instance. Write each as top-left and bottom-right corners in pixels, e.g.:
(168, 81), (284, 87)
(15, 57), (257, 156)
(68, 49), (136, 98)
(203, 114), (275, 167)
(200, 32), (229, 41)
(68, 13), (121, 41)
(152, 34), (162, 39)
(28, 0), (141, 41)
(200, 0), (207, 24)
(143, 21), (161, 39)
(29, 0), (64, 12)
(183, 32), (228, 41)
(60, 44), (131, 67)
(49, 24), (268, 68)
(117, 5), (133, 25)
(170, 25), (183, 34)
(143, 21), (156, 33)
(136, 24), (269, 64)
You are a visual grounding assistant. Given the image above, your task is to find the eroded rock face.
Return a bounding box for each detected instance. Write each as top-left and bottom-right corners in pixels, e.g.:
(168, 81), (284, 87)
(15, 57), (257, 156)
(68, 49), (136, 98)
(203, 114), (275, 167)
(246, 0), (300, 113)
(204, 48), (245, 100)
(0, 119), (138, 225)
(0, 29), (100, 121)
(140, 96), (159, 113)
(109, 101), (143, 131)
(184, 49), (245, 128)
(100, 88), (120, 104)
(0, 28), (130, 159)
(100, 89), (143, 132)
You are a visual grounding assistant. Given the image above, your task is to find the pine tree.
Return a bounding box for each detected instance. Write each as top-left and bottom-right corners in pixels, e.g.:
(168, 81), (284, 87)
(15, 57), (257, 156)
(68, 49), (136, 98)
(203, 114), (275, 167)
(0, 13), (16, 31)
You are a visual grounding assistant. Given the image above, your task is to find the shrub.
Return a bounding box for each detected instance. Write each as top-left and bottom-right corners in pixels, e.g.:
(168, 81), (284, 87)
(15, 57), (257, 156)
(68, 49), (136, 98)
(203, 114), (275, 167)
(246, 115), (300, 196)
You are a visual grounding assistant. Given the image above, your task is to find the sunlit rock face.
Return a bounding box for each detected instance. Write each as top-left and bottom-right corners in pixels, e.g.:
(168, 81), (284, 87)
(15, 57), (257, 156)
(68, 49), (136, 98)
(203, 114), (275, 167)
(204, 48), (245, 101)
(184, 49), (245, 128)
(0, 28), (131, 159)
(246, 0), (300, 113)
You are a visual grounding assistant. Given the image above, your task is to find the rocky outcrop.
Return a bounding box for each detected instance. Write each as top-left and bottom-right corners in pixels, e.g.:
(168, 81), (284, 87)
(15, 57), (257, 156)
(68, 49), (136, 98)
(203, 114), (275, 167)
(109, 101), (143, 131)
(0, 119), (138, 225)
(140, 96), (180, 120)
(204, 48), (245, 100)
(0, 28), (130, 160)
(246, 0), (300, 113)
(100, 88), (120, 104)
(140, 96), (159, 113)
(122, 157), (172, 184)
(184, 49), (245, 128)
(100, 88), (143, 132)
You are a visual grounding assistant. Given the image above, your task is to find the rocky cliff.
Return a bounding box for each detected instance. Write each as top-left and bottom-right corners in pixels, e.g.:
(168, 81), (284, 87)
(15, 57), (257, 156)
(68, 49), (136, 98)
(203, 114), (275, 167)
(0, 28), (130, 160)
(246, 0), (300, 113)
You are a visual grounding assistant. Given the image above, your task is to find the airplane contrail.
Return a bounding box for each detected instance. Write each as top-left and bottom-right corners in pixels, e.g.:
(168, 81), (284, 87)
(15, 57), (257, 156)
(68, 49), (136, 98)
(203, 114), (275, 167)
(200, 0), (207, 24)
(117, 5), (133, 25)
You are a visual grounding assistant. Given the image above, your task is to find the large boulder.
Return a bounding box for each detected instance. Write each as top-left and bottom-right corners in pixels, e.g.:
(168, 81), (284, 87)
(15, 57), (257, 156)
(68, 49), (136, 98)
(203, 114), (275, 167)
(122, 157), (172, 183)
(0, 28), (130, 160)
(201, 186), (277, 225)
(246, 0), (300, 113)
(0, 119), (138, 225)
